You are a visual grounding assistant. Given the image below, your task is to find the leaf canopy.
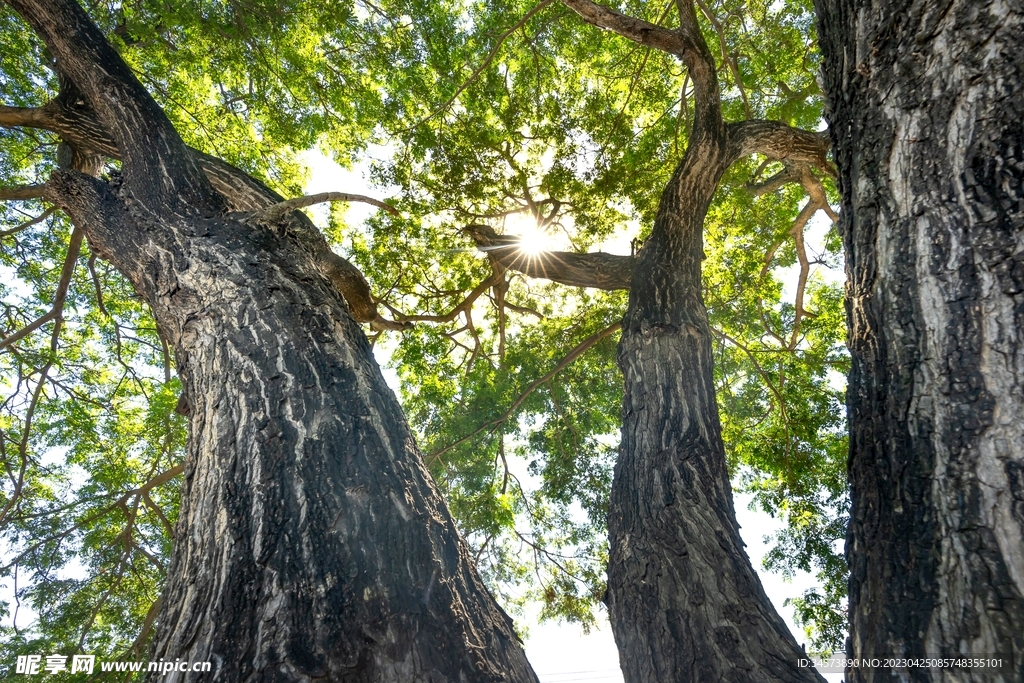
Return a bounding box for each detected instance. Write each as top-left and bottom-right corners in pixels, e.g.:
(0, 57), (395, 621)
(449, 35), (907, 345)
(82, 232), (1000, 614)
(0, 0), (848, 668)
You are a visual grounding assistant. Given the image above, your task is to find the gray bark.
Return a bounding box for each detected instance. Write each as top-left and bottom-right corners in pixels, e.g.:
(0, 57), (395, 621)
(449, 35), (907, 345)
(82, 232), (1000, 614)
(606, 132), (823, 683)
(48, 171), (537, 683)
(815, 0), (1024, 680)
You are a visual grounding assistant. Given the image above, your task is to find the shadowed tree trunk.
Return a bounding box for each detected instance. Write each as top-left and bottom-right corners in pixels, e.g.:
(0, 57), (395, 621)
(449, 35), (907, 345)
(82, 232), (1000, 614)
(815, 0), (1024, 680)
(7, 1), (539, 681)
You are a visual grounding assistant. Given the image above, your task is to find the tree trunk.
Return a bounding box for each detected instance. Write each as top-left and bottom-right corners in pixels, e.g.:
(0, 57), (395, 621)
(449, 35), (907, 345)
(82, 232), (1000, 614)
(50, 170), (538, 683)
(815, 0), (1024, 680)
(605, 124), (824, 682)
(10, 1), (540, 680)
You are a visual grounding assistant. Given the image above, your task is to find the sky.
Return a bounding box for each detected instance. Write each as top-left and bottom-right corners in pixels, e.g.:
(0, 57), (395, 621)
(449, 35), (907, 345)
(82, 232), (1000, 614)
(302, 150), (846, 682)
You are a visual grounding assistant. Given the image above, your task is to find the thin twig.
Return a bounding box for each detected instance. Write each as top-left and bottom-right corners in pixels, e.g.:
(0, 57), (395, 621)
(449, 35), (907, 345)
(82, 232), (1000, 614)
(0, 207), (55, 237)
(0, 225), (84, 352)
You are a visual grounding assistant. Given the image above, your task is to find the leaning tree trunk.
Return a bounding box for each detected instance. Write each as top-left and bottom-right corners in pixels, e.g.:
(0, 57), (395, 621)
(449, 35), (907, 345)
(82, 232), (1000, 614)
(55, 174), (536, 683)
(815, 0), (1024, 680)
(12, 1), (539, 681)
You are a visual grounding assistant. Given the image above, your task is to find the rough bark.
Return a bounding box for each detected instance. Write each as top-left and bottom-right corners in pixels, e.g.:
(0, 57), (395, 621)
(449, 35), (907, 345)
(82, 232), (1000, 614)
(0, 82), (398, 329)
(9, 1), (540, 680)
(557, 2), (828, 681)
(815, 0), (1024, 680)
(605, 128), (823, 683)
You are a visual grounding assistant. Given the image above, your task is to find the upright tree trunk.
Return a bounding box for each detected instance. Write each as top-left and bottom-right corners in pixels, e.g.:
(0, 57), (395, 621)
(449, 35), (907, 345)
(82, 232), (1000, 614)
(815, 0), (1024, 680)
(605, 122), (824, 683)
(11, 1), (540, 681)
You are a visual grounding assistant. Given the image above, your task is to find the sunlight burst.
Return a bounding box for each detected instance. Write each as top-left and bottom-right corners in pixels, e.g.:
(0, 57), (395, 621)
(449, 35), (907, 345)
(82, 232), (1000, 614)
(503, 213), (560, 256)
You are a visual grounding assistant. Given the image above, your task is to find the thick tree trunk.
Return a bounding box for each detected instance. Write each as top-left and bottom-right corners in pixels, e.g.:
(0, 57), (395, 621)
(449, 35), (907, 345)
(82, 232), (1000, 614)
(605, 127), (824, 681)
(50, 171), (538, 683)
(815, 0), (1024, 680)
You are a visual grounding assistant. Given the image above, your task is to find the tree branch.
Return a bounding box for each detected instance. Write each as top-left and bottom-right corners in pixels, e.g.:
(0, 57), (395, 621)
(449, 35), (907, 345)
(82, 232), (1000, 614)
(2, 48), (398, 334)
(560, 0), (690, 54)
(727, 120), (833, 172)
(0, 224), (84, 353)
(0, 184), (49, 201)
(747, 161), (804, 196)
(0, 104), (54, 129)
(256, 192), (399, 221)
(561, 0), (721, 145)
(390, 270), (505, 324)
(8, 0), (216, 209)
(0, 207), (56, 238)
(465, 224), (635, 290)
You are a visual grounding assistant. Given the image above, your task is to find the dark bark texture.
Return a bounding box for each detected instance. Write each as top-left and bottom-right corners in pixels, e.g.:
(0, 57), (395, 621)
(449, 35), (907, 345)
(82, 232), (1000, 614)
(815, 0), (1024, 680)
(605, 131), (823, 683)
(9, 1), (540, 681)
(579, 2), (827, 680)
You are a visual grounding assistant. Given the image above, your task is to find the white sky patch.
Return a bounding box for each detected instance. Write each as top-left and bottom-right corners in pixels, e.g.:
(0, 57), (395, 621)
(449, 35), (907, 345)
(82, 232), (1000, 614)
(298, 146), (398, 231)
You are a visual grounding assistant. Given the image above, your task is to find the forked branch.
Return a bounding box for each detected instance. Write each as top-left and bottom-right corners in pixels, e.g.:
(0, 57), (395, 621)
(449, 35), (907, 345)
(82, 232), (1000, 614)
(0, 225), (84, 353)
(8, 0), (215, 208)
(728, 120), (833, 172)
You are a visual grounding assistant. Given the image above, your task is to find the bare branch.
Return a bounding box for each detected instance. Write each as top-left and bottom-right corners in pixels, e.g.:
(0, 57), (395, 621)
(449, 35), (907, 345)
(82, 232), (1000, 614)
(0, 184), (49, 201)
(0, 104), (53, 129)
(394, 271), (505, 324)
(0, 310), (58, 352)
(0, 225), (84, 353)
(142, 490), (174, 540)
(256, 192), (399, 221)
(747, 161), (804, 196)
(86, 250), (109, 316)
(787, 197), (819, 350)
(316, 250), (411, 330)
(0, 463), (184, 572)
(0, 207), (56, 238)
(560, 0), (689, 54)
(562, 0), (721, 139)
(727, 120), (833, 172)
(426, 321), (622, 465)
(128, 595), (163, 657)
(749, 161), (838, 350)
